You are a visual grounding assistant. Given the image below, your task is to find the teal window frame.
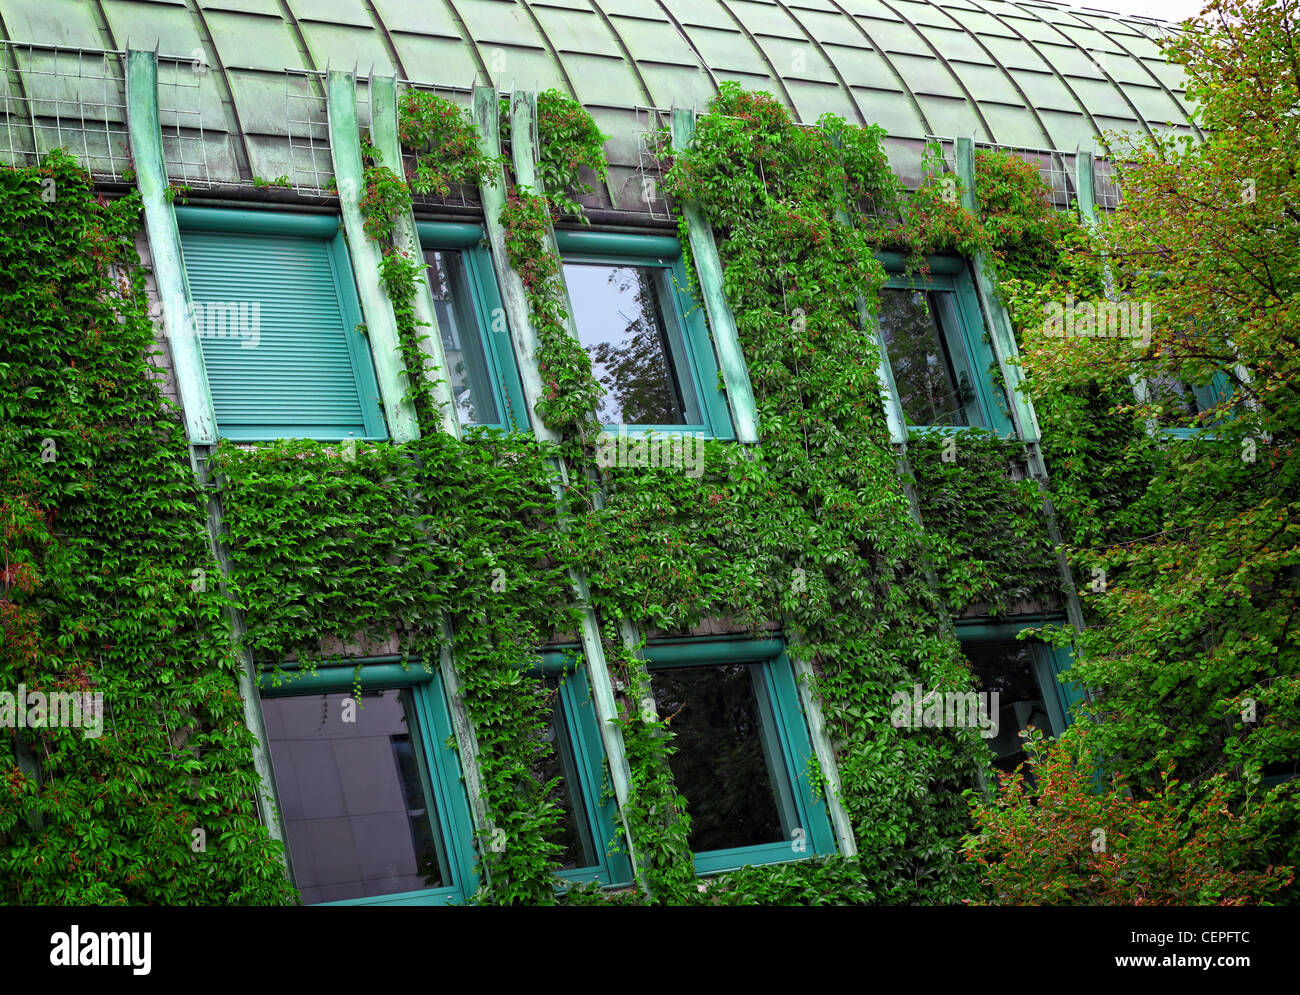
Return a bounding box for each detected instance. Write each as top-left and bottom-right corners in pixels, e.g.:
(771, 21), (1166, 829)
(256, 657), (479, 906)
(642, 637), (837, 876)
(416, 222), (529, 433)
(174, 206), (388, 442)
(1153, 370), (1235, 440)
(878, 255), (1014, 438)
(555, 229), (736, 440)
(533, 651), (634, 888)
(955, 619), (1086, 746)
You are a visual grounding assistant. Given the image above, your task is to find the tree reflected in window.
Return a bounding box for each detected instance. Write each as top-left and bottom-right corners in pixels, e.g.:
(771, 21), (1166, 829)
(878, 287), (981, 427)
(563, 262), (702, 426)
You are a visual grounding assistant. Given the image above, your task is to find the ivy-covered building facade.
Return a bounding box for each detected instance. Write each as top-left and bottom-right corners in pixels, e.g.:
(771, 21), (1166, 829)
(3, 0), (1292, 906)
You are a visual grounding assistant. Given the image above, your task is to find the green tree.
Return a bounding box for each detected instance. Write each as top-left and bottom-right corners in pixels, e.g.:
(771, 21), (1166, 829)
(971, 0), (1300, 902)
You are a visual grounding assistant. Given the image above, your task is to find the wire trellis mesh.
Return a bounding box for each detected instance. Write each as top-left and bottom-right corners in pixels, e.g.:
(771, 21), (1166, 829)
(0, 41), (131, 178)
(1093, 155), (1123, 210)
(284, 68), (333, 195)
(156, 54), (212, 189)
(633, 105), (671, 221)
(396, 79), (479, 210)
(973, 140), (1077, 209)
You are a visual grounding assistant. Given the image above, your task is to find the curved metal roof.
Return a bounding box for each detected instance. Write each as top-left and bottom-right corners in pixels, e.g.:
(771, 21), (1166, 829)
(0, 0), (1198, 204)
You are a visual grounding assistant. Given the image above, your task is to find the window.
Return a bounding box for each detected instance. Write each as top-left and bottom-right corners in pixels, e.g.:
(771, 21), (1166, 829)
(643, 639), (836, 874)
(258, 660), (478, 905)
(175, 207), (387, 441)
(556, 231), (734, 438)
(532, 659), (632, 886)
(417, 222), (528, 432)
(956, 622), (1082, 773)
(1144, 370), (1234, 437)
(876, 264), (1012, 436)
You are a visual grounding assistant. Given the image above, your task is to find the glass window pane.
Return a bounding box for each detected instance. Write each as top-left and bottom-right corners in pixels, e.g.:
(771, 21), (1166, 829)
(425, 250), (501, 426)
(536, 677), (599, 871)
(563, 262), (702, 426)
(651, 663), (788, 852)
(1147, 373), (1217, 424)
(878, 288), (980, 427)
(964, 642), (1054, 772)
(262, 688), (450, 903)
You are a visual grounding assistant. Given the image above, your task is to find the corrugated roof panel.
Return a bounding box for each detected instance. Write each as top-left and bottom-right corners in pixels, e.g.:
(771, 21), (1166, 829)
(1143, 59), (1190, 93)
(914, 25), (993, 63)
(784, 7), (862, 44)
(1007, 68), (1079, 114)
(916, 93), (989, 139)
(753, 34), (840, 86)
(593, 0), (670, 16)
(941, 7), (1019, 40)
(224, 70), (307, 134)
(981, 33), (1050, 71)
(612, 16), (701, 68)
(1067, 74), (1140, 120)
(368, 0), (461, 36)
(784, 78), (859, 121)
(533, 6), (623, 59)
(950, 61), (1028, 108)
(1031, 40), (1106, 78)
(726, 0), (806, 38)
(998, 12), (1065, 45)
(198, 0), (282, 14)
(205, 11), (309, 71)
(299, 23), (395, 75)
(390, 33), (481, 87)
(1092, 113), (1144, 140)
(456, 0), (549, 50)
(102, 0), (200, 52)
(852, 87), (928, 137)
(892, 0), (960, 30)
(978, 101), (1045, 146)
(588, 106), (637, 166)
(1118, 31), (1170, 61)
(855, 14), (926, 54)
(637, 62), (716, 110)
(824, 44), (902, 88)
(659, 0), (734, 32)
(685, 24), (774, 76)
(1038, 107), (1100, 149)
(0, 0), (1203, 175)
(1122, 83), (1184, 124)
(888, 51), (967, 100)
(1102, 53), (1161, 87)
(286, 0), (371, 28)
(566, 53), (646, 107)
(480, 44), (570, 91)
(715, 68), (784, 98)
(2, 0), (103, 46)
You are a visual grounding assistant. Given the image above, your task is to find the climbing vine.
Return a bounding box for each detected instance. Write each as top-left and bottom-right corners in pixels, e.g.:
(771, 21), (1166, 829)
(9, 25), (1287, 903)
(0, 151), (292, 904)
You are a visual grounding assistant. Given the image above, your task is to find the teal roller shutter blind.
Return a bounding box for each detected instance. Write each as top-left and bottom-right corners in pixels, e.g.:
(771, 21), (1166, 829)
(178, 227), (387, 440)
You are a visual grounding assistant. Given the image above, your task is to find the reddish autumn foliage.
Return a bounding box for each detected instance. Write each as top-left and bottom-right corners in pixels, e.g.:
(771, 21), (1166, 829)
(964, 729), (1294, 905)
